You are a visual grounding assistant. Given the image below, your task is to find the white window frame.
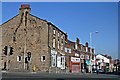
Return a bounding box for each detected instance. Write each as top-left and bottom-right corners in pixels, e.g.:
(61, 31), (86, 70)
(61, 56), (65, 69)
(58, 39), (60, 49)
(53, 29), (56, 34)
(53, 38), (55, 48)
(68, 48), (71, 53)
(58, 32), (60, 37)
(41, 55), (46, 62)
(51, 50), (57, 67)
(57, 56), (61, 68)
(65, 48), (71, 53)
(17, 55), (22, 62)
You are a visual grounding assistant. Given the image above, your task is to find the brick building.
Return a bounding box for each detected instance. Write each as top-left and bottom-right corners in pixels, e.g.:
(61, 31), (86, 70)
(0, 4), (66, 72)
(64, 36), (95, 73)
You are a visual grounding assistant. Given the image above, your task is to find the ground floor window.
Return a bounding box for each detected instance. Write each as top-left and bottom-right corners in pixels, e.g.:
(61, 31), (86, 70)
(41, 55), (46, 62)
(17, 55), (22, 62)
(51, 54), (57, 67)
(61, 56), (65, 69)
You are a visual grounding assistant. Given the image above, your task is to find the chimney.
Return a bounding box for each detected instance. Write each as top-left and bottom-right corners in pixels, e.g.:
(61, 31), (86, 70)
(92, 48), (94, 53)
(85, 42), (88, 47)
(19, 4), (31, 14)
(65, 33), (68, 42)
(76, 37), (80, 44)
(21, 4), (30, 9)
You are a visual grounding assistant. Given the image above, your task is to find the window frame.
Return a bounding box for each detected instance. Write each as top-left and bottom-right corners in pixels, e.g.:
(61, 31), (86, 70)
(41, 55), (46, 62)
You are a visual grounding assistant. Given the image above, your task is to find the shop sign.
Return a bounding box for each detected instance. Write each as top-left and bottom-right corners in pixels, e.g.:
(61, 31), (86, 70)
(86, 60), (90, 65)
(71, 57), (80, 62)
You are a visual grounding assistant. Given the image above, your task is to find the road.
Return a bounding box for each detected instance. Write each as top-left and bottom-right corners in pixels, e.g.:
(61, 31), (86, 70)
(1, 72), (120, 80)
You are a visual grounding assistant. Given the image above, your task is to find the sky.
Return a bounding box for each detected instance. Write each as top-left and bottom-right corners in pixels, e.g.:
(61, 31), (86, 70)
(1, 2), (118, 59)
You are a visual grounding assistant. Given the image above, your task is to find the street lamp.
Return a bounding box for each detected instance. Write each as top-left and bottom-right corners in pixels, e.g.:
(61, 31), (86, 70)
(90, 31), (98, 74)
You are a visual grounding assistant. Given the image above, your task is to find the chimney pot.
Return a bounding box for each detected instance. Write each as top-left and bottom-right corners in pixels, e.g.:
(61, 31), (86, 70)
(19, 4), (31, 14)
(20, 4), (30, 9)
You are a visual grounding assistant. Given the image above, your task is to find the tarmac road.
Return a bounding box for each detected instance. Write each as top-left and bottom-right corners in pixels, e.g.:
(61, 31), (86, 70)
(1, 72), (120, 80)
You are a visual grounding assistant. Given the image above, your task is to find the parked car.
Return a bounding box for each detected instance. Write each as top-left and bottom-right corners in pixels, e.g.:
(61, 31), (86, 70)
(92, 69), (105, 74)
(98, 69), (105, 73)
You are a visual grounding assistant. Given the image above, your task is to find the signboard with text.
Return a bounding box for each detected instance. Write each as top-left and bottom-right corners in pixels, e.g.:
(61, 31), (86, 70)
(71, 57), (80, 62)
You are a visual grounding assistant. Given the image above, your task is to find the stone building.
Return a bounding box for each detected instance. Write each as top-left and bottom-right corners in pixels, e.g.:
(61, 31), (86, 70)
(0, 4), (66, 72)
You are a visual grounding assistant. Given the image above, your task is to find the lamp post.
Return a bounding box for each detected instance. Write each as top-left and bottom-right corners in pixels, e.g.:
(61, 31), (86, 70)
(90, 31), (98, 74)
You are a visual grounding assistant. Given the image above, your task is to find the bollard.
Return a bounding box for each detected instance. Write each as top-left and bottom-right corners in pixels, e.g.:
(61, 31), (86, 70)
(32, 65), (36, 72)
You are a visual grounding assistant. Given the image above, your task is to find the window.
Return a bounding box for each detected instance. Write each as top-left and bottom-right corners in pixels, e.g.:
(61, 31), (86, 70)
(53, 29), (55, 34)
(86, 55), (89, 59)
(51, 54), (57, 67)
(65, 48), (71, 53)
(61, 56), (65, 69)
(58, 32), (60, 37)
(58, 39), (60, 49)
(53, 38), (55, 48)
(41, 55), (46, 62)
(68, 49), (71, 53)
(67, 49), (69, 52)
(61, 34), (64, 39)
(61, 43), (63, 50)
(61, 38), (64, 51)
(75, 53), (79, 57)
(65, 48), (67, 52)
(57, 56), (61, 68)
(17, 55), (22, 62)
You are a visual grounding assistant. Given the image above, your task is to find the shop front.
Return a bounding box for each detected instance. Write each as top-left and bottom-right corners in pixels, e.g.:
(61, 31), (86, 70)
(70, 57), (80, 73)
(85, 59), (91, 73)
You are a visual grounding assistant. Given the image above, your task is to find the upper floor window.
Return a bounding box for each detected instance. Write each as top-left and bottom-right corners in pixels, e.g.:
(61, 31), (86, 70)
(61, 43), (63, 51)
(65, 48), (71, 53)
(53, 29), (56, 35)
(86, 55), (89, 59)
(61, 34), (64, 39)
(58, 39), (60, 49)
(53, 38), (55, 48)
(58, 32), (60, 37)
